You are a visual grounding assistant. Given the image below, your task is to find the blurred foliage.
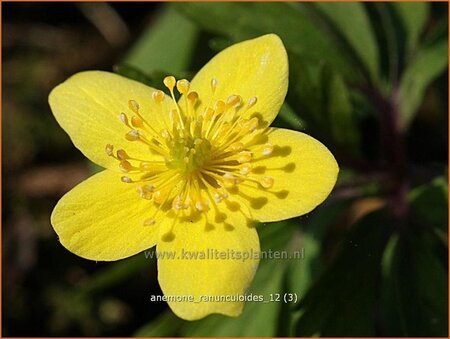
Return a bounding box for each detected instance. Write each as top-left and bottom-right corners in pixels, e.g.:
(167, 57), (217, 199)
(3, 2), (448, 337)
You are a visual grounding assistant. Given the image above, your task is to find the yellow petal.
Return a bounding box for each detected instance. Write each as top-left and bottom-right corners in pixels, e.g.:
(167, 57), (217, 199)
(157, 208), (259, 320)
(49, 71), (173, 170)
(235, 128), (339, 222)
(188, 34), (288, 126)
(51, 170), (159, 261)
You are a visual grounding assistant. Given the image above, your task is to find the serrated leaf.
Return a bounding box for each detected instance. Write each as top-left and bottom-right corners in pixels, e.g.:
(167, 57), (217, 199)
(398, 39), (448, 128)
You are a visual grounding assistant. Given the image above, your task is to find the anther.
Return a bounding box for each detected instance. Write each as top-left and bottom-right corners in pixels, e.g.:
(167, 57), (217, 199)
(260, 176), (274, 189)
(247, 117), (259, 132)
(119, 160), (134, 173)
(238, 151), (252, 163)
(187, 92), (198, 105)
(262, 143), (274, 156)
(119, 113), (129, 126)
(139, 161), (153, 171)
(152, 90), (165, 103)
(125, 130), (140, 141)
(229, 142), (244, 152)
(211, 78), (218, 93)
(131, 116), (144, 128)
(128, 100), (139, 114)
(176, 79), (190, 95)
(163, 76), (176, 90)
(195, 200), (209, 212)
(153, 190), (164, 204)
(105, 144), (114, 156)
(226, 95), (242, 108)
(116, 149), (130, 160)
(144, 218), (155, 226)
(203, 107), (214, 121)
(214, 100), (226, 114)
(240, 163), (252, 175)
(137, 185), (154, 199)
(121, 176), (132, 183)
(247, 96), (257, 108)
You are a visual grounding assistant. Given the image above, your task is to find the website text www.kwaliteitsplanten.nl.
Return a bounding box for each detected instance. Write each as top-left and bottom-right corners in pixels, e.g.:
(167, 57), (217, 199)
(143, 248), (305, 262)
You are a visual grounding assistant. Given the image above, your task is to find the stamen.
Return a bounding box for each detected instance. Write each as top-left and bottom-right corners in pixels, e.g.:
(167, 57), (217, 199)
(163, 76), (176, 91)
(128, 100), (140, 114)
(262, 143), (274, 156)
(247, 96), (257, 108)
(260, 176), (274, 189)
(176, 79), (190, 95)
(125, 130), (140, 141)
(131, 116), (144, 128)
(211, 78), (218, 93)
(119, 160), (135, 173)
(226, 95), (242, 108)
(121, 176), (132, 183)
(187, 92), (198, 105)
(110, 75), (275, 228)
(116, 149), (130, 160)
(238, 151), (252, 163)
(119, 113), (129, 126)
(105, 144), (114, 156)
(152, 90), (165, 103)
(144, 218), (155, 226)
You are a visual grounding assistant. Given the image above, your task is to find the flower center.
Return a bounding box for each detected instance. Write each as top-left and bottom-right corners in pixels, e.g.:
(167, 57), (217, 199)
(166, 136), (211, 175)
(105, 75), (276, 228)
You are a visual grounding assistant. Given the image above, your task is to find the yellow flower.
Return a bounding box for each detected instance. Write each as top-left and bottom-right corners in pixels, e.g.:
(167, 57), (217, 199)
(49, 34), (338, 320)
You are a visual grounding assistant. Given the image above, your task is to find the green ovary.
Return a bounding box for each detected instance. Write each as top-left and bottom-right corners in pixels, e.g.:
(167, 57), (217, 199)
(166, 137), (212, 175)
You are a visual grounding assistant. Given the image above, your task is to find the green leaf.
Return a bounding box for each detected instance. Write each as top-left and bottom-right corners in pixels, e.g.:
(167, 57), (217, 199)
(176, 2), (360, 81)
(124, 6), (198, 74)
(288, 56), (360, 156)
(381, 177), (448, 336)
(272, 102), (306, 131)
(391, 2), (430, 54)
(381, 227), (448, 336)
(294, 209), (390, 336)
(314, 2), (379, 81)
(77, 254), (151, 295)
(398, 39), (448, 128)
(409, 177), (448, 233)
(134, 311), (185, 337)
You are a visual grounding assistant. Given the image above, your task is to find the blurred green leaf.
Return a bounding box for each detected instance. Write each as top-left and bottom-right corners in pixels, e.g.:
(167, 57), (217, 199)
(124, 6), (198, 74)
(409, 177), (448, 233)
(381, 227), (448, 336)
(381, 178), (448, 336)
(289, 57), (360, 156)
(135, 311), (185, 337)
(314, 2), (379, 81)
(294, 209), (390, 336)
(273, 102), (306, 131)
(398, 39), (448, 128)
(79, 254), (151, 295)
(176, 2), (361, 81)
(391, 2), (430, 55)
